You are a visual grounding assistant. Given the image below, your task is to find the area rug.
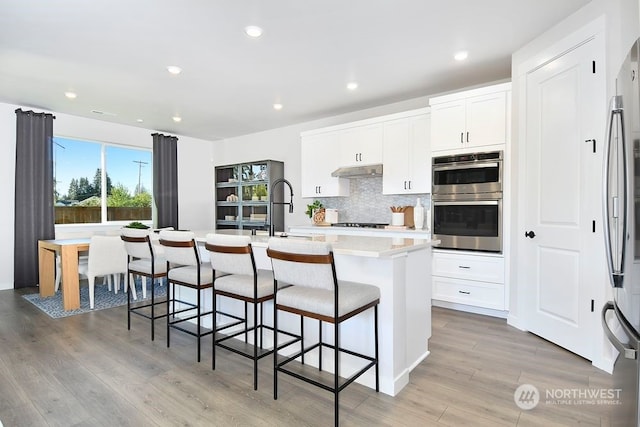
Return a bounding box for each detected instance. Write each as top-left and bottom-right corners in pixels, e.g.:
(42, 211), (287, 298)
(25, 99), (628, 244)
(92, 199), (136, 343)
(23, 280), (167, 319)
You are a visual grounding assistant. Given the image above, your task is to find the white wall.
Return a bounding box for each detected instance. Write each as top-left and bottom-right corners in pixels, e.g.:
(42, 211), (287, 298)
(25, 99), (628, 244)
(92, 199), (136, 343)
(0, 103), (18, 291)
(0, 102), (217, 290)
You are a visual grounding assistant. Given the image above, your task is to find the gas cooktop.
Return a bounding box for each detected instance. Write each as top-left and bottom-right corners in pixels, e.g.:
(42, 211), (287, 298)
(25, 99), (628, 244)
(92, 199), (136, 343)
(331, 222), (388, 229)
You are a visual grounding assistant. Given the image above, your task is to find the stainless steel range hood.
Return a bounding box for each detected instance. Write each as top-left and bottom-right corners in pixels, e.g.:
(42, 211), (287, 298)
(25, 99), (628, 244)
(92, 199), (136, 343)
(331, 164), (383, 178)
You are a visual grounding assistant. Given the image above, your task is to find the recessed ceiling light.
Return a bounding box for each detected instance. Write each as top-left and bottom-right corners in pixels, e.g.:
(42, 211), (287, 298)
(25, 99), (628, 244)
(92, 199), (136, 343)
(273, 103), (283, 111)
(172, 116), (182, 123)
(245, 26), (263, 38)
(347, 82), (358, 91)
(454, 51), (469, 61)
(136, 119), (144, 123)
(64, 91), (77, 99)
(167, 65), (182, 75)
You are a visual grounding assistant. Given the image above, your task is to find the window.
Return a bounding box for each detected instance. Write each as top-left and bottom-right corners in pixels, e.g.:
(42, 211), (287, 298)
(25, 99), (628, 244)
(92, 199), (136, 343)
(53, 137), (152, 225)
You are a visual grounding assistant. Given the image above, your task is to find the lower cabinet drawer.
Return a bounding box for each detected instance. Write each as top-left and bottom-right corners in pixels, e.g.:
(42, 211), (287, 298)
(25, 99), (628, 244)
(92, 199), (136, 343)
(432, 276), (505, 310)
(432, 252), (504, 283)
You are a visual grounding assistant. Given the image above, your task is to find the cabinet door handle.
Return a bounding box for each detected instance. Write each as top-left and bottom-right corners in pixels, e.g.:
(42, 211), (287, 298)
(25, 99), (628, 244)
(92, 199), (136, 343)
(458, 290), (471, 295)
(403, 181), (407, 190)
(318, 186), (321, 194)
(355, 153), (358, 162)
(458, 265), (471, 269)
(460, 132), (464, 143)
(466, 131), (469, 143)
(408, 180), (412, 189)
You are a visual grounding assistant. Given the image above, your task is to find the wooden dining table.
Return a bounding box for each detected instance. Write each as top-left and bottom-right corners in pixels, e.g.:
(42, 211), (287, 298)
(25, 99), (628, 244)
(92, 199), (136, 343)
(38, 238), (90, 311)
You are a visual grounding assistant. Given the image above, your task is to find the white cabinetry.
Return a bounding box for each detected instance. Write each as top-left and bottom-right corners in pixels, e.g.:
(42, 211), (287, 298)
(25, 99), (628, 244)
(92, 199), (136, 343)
(300, 131), (349, 197)
(301, 107), (432, 197)
(432, 250), (506, 312)
(382, 110), (431, 194)
(340, 123), (383, 166)
(430, 82), (511, 153)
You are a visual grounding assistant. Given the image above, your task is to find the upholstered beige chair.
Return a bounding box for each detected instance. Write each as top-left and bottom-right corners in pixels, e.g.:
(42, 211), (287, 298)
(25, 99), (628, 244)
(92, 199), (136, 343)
(121, 227), (168, 341)
(159, 230), (213, 362)
(205, 233), (279, 390)
(267, 237), (380, 426)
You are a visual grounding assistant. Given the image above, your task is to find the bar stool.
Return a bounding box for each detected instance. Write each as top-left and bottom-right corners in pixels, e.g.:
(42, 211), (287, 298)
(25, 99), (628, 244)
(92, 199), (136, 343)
(121, 227), (168, 341)
(266, 238), (380, 426)
(205, 233), (278, 390)
(159, 230), (213, 362)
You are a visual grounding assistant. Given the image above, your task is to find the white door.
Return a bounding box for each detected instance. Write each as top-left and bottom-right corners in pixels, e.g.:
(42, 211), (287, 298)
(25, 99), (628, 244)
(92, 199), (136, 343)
(523, 37), (604, 360)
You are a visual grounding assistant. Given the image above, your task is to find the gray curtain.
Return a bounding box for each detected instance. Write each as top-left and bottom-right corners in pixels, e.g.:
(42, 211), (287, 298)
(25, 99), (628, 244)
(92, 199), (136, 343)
(152, 133), (178, 229)
(14, 109), (55, 288)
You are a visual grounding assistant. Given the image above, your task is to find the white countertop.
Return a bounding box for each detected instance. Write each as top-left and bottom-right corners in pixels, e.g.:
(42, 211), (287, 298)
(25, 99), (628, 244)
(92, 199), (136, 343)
(288, 224), (432, 239)
(198, 229), (438, 258)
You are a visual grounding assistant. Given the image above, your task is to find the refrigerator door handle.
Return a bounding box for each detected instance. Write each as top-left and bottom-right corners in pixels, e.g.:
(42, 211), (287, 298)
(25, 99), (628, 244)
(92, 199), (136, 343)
(602, 301), (637, 360)
(603, 95), (627, 288)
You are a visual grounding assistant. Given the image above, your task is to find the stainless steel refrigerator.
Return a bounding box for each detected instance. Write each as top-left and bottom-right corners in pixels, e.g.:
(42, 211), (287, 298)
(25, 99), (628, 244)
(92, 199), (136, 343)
(603, 37), (640, 427)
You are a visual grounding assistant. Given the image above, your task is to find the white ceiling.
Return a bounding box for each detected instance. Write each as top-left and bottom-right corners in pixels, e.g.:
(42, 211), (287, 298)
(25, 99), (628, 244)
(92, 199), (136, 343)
(0, 0), (590, 141)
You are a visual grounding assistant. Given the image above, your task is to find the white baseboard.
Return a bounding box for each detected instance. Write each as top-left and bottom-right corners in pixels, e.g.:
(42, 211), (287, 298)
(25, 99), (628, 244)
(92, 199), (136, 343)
(432, 299), (508, 319)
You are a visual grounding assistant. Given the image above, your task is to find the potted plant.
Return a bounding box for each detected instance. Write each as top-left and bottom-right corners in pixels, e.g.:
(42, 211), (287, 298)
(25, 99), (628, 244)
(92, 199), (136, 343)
(125, 221), (149, 229)
(305, 200), (324, 222)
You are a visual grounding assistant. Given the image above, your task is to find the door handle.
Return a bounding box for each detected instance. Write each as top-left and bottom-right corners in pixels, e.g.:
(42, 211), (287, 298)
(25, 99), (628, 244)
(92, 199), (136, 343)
(602, 302), (637, 359)
(525, 230), (536, 239)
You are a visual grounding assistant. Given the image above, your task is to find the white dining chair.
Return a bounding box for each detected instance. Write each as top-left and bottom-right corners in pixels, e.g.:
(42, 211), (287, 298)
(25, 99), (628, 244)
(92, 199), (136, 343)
(78, 235), (129, 309)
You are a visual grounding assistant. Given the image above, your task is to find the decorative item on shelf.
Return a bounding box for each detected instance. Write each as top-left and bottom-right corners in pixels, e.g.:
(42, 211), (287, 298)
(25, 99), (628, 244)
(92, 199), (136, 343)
(242, 186), (253, 200)
(256, 166), (267, 181)
(255, 184), (268, 201)
(249, 213), (267, 221)
(413, 198), (425, 230)
(225, 194), (239, 202)
(241, 165), (254, 181)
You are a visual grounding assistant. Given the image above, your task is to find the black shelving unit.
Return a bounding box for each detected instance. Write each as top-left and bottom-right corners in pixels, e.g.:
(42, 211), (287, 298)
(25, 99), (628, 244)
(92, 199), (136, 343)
(215, 160), (284, 233)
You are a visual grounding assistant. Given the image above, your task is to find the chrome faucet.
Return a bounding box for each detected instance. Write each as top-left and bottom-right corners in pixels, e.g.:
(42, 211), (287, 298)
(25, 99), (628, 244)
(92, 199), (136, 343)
(269, 178), (294, 236)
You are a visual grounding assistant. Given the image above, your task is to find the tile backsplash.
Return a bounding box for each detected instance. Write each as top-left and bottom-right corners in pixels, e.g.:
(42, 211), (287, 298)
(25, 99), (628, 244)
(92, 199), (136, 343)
(312, 177), (430, 224)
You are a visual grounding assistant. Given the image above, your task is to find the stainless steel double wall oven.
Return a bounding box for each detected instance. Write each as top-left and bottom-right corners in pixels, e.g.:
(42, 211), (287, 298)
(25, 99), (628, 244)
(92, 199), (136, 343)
(432, 151), (503, 252)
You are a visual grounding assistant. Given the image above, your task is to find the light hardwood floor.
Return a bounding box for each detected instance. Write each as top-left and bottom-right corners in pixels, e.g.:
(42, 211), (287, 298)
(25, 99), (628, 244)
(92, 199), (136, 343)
(0, 287), (616, 426)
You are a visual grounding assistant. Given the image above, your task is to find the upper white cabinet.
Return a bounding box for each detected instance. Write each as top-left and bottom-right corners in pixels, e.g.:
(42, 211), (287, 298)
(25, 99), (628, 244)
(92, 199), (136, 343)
(430, 82), (511, 153)
(339, 123), (383, 166)
(300, 131), (349, 197)
(382, 110), (431, 194)
(301, 107), (432, 197)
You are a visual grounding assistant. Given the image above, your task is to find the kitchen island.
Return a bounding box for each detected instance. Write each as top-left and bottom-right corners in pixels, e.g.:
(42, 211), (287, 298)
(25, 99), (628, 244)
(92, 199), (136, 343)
(186, 231), (437, 396)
